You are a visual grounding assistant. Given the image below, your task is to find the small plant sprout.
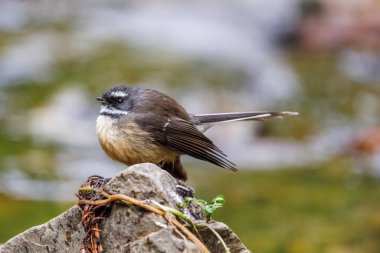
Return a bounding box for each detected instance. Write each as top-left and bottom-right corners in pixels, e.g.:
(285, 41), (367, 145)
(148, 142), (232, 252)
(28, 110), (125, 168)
(196, 195), (225, 220)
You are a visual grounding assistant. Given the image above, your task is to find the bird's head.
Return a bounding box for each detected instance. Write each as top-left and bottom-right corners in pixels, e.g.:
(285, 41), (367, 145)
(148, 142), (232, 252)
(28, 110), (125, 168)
(96, 85), (136, 118)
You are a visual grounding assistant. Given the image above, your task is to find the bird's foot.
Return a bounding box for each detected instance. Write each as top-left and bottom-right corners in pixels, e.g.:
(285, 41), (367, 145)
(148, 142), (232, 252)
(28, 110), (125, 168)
(175, 183), (194, 199)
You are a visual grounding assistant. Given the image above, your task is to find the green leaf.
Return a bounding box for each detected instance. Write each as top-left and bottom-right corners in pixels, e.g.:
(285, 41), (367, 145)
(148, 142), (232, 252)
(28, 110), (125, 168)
(212, 195), (225, 204)
(205, 205), (215, 215)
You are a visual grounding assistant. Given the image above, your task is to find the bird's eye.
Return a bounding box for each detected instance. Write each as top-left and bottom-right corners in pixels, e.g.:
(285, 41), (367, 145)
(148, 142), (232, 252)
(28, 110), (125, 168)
(117, 98), (124, 103)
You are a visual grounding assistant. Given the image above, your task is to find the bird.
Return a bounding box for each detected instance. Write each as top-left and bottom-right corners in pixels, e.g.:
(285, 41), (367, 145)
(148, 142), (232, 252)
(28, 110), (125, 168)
(96, 85), (298, 181)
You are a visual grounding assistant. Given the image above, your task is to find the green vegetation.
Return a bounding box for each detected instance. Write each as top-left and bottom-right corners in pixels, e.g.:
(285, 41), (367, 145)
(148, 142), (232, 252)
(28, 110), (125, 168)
(188, 161), (380, 253)
(192, 195), (226, 220)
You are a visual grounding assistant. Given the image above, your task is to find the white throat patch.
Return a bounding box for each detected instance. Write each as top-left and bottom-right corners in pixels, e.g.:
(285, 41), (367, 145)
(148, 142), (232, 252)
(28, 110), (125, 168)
(100, 105), (129, 116)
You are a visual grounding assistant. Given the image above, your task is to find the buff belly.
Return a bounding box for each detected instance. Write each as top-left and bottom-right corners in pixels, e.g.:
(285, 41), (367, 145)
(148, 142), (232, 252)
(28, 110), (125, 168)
(96, 115), (176, 165)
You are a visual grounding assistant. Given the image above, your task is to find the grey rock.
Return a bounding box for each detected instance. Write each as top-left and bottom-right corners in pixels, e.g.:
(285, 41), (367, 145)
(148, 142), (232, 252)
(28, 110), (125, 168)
(1, 163), (250, 253)
(199, 222), (251, 253)
(127, 227), (199, 253)
(0, 206), (84, 252)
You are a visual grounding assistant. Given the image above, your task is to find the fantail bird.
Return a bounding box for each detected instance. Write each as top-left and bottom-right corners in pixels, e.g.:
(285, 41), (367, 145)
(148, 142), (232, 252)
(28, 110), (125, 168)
(96, 85), (298, 181)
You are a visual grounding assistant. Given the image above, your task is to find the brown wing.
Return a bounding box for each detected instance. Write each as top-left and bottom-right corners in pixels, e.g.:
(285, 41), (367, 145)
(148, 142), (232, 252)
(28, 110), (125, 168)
(160, 117), (237, 171)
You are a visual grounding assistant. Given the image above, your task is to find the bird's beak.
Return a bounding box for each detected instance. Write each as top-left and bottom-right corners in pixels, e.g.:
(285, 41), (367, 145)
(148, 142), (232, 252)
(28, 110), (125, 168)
(96, 96), (108, 105)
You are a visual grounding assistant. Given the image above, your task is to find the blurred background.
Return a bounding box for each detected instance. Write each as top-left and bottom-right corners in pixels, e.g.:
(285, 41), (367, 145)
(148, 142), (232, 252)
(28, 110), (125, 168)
(1, 0), (380, 252)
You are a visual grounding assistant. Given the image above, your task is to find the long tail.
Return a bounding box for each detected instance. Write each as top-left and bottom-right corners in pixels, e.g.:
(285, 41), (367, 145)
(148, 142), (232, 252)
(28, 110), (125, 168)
(191, 111), (299, 125)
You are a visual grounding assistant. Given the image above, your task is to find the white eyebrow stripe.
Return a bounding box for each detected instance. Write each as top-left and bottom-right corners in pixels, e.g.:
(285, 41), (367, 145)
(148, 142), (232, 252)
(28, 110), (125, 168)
(110, 91), (128, 97)
(100, 106), (129, 115)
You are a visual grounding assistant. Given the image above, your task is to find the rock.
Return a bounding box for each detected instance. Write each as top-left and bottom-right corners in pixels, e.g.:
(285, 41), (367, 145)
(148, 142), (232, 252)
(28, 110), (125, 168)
(0, 206), (84, 252)
(127, 227), (199, 253)
(199, 222), (251, 253)
(1, 163), (250, 253)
